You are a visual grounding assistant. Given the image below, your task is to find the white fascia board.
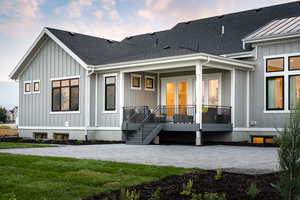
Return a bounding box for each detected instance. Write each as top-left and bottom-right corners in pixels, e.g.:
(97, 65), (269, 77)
(10, 28), (89, 80)
(221, 50), (255, 59)
(243, 33), (300, 44)
(93, 53), (255, 72)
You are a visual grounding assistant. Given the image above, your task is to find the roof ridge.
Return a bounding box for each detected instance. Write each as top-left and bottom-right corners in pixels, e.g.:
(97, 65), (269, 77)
(45, 27), (119, 42)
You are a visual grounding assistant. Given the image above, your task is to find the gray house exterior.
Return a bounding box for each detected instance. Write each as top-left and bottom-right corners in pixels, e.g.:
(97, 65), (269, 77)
(10, 2), (300, 145)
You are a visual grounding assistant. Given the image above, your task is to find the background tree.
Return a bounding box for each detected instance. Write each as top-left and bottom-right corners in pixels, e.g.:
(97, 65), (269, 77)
(0, 107), (7, 123)
(274, 102), (300, 200)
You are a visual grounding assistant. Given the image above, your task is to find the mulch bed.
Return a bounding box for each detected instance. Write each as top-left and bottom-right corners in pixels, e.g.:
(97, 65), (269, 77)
(0, 137), (124, 145)
(84, 170), (281, 200)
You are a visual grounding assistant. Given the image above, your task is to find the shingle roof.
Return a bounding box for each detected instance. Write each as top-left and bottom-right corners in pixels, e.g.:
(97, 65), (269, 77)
(244, 16), (300, 42)
(47, 1), (300, 66)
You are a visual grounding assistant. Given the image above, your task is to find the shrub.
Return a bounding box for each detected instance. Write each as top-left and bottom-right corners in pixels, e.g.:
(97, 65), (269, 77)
(119, 189), (140, 200)
(202, 192), (226, 200)
(150, 187), (161, 200)
(180, 179), (193, 196)
(246, 183), (260, 199)
(214, 169), (222, 181)
(0, 107), (7, 123)
(273, 102), (300, 200)
(191, 193), (203, 200)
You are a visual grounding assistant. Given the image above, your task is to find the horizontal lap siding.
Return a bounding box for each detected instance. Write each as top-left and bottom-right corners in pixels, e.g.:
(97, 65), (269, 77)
(251, 39), (300, 128)
(19, 37), (86, 127)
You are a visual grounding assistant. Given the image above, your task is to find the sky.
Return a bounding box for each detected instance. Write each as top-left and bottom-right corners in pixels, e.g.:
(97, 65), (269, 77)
(0, 0), (297, 82)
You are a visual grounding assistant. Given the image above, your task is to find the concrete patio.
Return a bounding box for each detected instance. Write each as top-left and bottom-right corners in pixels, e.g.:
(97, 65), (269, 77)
(0, 144), (279, 173)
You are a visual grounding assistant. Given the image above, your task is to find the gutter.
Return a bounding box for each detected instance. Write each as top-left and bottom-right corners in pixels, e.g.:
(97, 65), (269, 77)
(91, 52), (255, 72)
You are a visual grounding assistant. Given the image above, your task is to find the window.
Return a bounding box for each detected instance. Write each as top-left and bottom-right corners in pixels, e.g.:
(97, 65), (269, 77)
(24, 82), (31, 94)
(33, 81), (40, 93)
(289, 75), (300, 109)
(54, 133), (69, 140)
(266, 76), (284, 110)
(51, 78), (79, 112)
(34, 132), (47, 139)
(266, 57), (284, 72)
(252, 136), (274, 144)
(289, 56), (300, 70)
(105, 75), (116, 111)
(145, 76), (155, 91)
(131, 74), (141, 89)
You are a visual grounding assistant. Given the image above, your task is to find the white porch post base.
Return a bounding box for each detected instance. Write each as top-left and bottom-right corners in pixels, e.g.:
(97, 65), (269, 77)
(196, 131), (202, 146)
(153, 136), (160, 144)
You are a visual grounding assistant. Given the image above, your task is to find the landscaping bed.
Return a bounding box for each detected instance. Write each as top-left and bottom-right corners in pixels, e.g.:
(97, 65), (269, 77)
(0, 137), (124, 145)
(85, 170), (280, 200)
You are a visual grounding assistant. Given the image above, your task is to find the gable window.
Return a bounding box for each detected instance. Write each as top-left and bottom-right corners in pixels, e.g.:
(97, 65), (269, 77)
(289, 56), (300, 70)
(105, 75), (116, 111)
(24, 82), (31, 94)
(289, 75), (300, 109)
(266, 76), (284, 110)
(131, 74), (141, 90)
(51, 78), (79, 112)
(33, 81), (40, 93)
(145, 76), (155, 91)
(266, 57), (284, 72)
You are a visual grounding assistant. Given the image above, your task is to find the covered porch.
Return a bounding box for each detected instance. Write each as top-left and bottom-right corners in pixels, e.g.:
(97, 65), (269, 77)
(113, 53), (254, 145)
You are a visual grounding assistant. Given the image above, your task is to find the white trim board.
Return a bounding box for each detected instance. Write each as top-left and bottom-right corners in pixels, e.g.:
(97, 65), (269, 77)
(19, 126), (122, 131)
(234, 127), (283, 132)
(10, 28), (89, 80)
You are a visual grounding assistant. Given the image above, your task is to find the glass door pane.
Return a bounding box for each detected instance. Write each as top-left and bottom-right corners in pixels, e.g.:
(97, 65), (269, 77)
(178, 82), (188, 114)
(166, 82), (176, 116)
(208, 79), (219, 105)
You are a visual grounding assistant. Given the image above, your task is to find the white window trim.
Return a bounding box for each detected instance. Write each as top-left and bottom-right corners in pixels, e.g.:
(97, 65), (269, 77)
(49, 75), (81, 114)
(130, 74), (142, 90)
(24, 81), (32, 94)
(103, 73), (118, 113)
(144, 75), (156, 91)
(32, 80), (40, 94)
(264, 53), (300, 113)
(201, 73), (222, 106)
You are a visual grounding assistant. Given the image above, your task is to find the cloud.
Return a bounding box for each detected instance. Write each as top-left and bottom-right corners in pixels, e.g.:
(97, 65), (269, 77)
(101, 0), (120, 20)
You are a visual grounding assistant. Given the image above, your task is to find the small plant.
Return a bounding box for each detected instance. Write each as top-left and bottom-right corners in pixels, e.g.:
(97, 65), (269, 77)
(191, 193), (203, 200)
(246, 183), (260, 199)
(119, 188), (140, 200)
(180, 179), (193, 196)
(272, 102), (300, 200)
(203, 192), (226, 200)
(8, 193), (17, 200)
(214, 169), (222, 181)
(150, 187), (161, 200)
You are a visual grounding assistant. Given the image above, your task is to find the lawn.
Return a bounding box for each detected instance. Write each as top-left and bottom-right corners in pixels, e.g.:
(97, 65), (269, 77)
(0, 142), (53, 149)
(0, 153), (193, 200)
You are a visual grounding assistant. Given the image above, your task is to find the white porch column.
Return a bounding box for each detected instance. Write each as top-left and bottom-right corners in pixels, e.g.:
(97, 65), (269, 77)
(157, 72), (160, 105)
(119, 71), (125, 127)
(195, 62), (203, 146)
(230, 69), (236, 128)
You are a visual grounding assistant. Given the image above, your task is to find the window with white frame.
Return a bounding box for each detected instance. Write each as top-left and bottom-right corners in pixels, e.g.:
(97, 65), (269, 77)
(145, 75), (155, 91)
(265, 54), (300, 111)
(33, 80), (40, 93)
(24, 81), (31, 94)
(131, 74), (141, 90)
(104, 75), (116, 111)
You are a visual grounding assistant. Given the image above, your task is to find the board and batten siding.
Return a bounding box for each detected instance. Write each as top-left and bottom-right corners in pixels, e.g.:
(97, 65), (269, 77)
(18, 37), (86, 127)
(250, 39), (300, 128)
(234, 69), (247, 128)
(124, 72), (158, 107)
(95, 73), (120, 127)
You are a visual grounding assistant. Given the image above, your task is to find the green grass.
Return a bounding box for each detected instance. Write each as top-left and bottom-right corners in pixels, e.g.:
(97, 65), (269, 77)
(0, 153), (193, 200)
(0, 142), (53, 149)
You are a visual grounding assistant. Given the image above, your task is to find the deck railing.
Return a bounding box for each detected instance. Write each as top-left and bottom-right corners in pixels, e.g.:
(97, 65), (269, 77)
(123, 105), (231, 124)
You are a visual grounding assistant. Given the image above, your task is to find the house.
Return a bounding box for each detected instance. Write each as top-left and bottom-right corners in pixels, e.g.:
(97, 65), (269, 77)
(9, 1), (300, 145)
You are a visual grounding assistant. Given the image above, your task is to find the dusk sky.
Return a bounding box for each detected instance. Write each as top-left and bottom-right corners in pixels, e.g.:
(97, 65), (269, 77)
(0, 0), (296, 82)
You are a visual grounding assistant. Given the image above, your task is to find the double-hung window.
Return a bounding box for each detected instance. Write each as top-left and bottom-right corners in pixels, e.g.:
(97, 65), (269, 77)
(265, 54), (300, 111)
(104, 75), (116, 111)
(52, 78), (79, 112)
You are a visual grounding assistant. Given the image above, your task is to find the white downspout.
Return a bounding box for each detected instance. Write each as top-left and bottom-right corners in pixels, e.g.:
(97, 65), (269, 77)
(85, 67), (95, 141)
